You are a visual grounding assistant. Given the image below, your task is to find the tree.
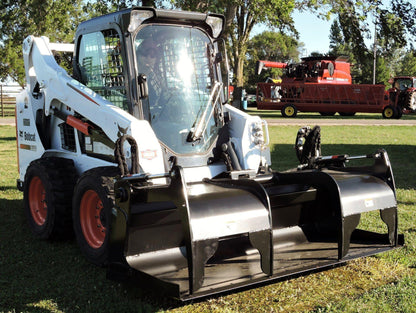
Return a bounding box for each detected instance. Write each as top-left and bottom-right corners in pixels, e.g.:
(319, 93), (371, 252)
(245, 31), (300, 92)
(399, 50), (416, 75)
(329, 19), (356, 58)
(301, 0), (416, 51)
(0, 0), (161, 86)
(248, 31), (299, 63)
(328, 19), (365, 83)
(0, 0), (87, 86)
(300, 0), (416, 82)
(82, 0), (160, 17)
(329, 20), (344, 51)
(375, 56), (390, 85)
(173, 0), (296, 108)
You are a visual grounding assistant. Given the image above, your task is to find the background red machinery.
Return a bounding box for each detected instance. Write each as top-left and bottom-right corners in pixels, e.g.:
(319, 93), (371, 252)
(256, 57), (415, 118)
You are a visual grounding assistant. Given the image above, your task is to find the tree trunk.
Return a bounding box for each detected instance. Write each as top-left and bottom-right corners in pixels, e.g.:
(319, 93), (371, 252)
(231, 53), (245, 109)
(142, 0), (155, 7)
(232, 86), (243, 109)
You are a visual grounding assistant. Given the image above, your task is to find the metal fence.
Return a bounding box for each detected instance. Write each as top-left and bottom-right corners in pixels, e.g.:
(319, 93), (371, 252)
(0, 84), (21, 117)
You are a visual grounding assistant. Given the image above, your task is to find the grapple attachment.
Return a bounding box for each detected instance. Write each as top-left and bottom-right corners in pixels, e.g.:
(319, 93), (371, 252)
(109, 151), (402, 300)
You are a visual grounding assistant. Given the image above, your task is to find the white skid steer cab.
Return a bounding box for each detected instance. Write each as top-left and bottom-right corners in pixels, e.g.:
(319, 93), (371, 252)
(16, 7), (403, 300)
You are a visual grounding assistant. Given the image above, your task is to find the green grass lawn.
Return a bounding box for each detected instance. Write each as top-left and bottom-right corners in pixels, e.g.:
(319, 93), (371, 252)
(1, 124), (415, 312)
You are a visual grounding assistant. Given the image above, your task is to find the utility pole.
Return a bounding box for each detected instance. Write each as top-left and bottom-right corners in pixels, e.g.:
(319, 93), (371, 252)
(373, 21), (377, 84)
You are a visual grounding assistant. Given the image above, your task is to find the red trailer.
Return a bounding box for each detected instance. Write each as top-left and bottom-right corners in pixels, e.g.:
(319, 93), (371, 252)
(255, 57), (404, 118)
(257, 81), (391, 117)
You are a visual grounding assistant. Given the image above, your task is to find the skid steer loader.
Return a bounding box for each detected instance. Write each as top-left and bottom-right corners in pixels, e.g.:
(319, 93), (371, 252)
(16, 7), (403, 300)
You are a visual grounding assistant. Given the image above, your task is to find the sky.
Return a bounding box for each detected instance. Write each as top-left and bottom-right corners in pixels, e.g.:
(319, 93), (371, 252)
(253, 9), (377, 58)
(251, 11), (337, 57)
(292, 11), (334, 56)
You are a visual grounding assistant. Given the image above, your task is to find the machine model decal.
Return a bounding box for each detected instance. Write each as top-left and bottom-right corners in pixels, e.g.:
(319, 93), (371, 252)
(19, 130), (36, 142)
(141, 149), (158, 160)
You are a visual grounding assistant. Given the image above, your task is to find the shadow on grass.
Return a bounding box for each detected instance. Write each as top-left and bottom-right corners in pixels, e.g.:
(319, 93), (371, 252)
(398, 200), (416, 206)
(0, 198), (183, 312)
(0, 136), (16, 141)
(0, 186), (18, 192)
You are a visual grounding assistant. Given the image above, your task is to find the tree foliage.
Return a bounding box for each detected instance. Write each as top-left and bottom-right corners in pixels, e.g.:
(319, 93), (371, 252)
(2, 0), (415, 91)
(329, 19), (366, 83)
(245, 31), (300, 92)
(300, 0), (416, 53)
(0, 0), (85, 85)
(173, 0), (296, 85)
(82, 0), (160, 17)
(173, 0), (296, 108)
(325, 0), (416, 84)
(0, 0), (159, 86)
(248, 31), (300, 63)
(399, 50), (416, 76)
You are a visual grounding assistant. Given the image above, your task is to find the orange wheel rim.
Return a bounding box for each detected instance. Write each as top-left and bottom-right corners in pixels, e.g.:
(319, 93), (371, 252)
(80, 190), (106, 249)
(28, 176), (47, 226)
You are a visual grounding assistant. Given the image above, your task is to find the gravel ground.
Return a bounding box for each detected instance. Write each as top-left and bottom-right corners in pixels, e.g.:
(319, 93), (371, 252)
(264, 118), (416, 126)
(2, 116), (416, 127)
(0, 117), (16, 126)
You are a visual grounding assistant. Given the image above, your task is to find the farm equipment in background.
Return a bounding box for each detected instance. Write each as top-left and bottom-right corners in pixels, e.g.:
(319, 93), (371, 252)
(256, 57), (352, 85)
(256, 57), (415, 118)
(16, 7), (402, 300)
(387, 76), (416, 114)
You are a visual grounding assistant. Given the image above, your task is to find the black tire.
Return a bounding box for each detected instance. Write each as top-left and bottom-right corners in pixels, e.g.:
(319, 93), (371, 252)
(72, 167), (119, 266)
(395, 106), (403, 119)
(382, 106), (396, 119)
(319, 112), (336, 116)
(281, 104), (297, 117)
(338, 112), (356, 116)
(24, 157), (77, 239)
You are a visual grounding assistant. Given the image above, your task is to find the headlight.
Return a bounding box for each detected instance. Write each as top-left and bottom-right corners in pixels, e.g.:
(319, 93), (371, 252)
(252, 120), (269, 148)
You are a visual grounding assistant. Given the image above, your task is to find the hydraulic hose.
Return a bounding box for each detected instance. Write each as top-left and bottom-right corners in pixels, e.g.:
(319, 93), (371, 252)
(114, 135), (140, 176)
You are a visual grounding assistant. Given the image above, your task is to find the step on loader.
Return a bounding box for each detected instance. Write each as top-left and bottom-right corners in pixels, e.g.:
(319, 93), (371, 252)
(16, 7), (403, 300)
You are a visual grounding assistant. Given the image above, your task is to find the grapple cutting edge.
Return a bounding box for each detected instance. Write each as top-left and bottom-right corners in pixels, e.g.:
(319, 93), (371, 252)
(108, 151), (403, 300)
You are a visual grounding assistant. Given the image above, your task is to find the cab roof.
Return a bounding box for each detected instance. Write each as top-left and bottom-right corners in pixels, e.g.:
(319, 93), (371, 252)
(75, 7), (224, 39)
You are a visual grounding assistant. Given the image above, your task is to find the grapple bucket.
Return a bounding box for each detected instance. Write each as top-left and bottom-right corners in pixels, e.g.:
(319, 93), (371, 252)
(108, 151), (403, 300)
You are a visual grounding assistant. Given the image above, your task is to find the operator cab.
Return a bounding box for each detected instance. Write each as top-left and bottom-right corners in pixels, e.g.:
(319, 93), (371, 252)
(393, 77), (416, 90)
(73, 8), (228, 166)
(135, 25), (223, 155)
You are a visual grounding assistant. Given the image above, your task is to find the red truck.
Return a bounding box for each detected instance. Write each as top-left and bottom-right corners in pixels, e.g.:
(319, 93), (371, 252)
(256, 57), (416, 118)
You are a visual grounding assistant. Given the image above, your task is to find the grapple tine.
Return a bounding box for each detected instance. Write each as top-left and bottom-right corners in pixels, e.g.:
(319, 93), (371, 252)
(380, 207), (398, 246)
(249, 230), (273, 275)
(190, 239), (218, 293)
(339, 214), (361, 260)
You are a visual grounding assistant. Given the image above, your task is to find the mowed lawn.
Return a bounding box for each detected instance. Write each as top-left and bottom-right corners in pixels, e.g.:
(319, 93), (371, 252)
(1, 123), (415, 313)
